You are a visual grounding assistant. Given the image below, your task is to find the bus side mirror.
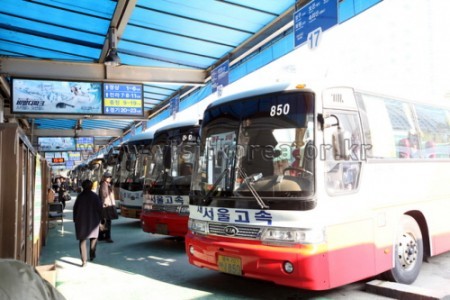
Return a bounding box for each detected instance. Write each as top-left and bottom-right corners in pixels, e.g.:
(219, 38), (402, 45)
(163, 145), (171, 169)
(125, 154), (136, 172)
(332, 127), (352, 160)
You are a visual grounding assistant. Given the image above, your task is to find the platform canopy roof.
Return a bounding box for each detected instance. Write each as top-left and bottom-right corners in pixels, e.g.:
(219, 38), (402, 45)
(0, 0), (296, 150)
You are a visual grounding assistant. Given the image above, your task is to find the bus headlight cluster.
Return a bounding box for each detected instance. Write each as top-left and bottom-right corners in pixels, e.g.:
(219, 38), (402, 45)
(260, 227), (324, 246)
(179, 205), (190, 215)
(188, 219), (208, 235)
(142, 199), (153, 211)
(142, 203), (153, 211)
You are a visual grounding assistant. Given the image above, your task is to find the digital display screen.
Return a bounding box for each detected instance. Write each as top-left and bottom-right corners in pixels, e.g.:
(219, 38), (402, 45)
(52, 157), (65, 163)
(68, 151), (81, 161)
(11, 78), (103, 115)
(76, 137), (94, 151)
(38, 137), (76, 151)
(103, 83), (143, 116)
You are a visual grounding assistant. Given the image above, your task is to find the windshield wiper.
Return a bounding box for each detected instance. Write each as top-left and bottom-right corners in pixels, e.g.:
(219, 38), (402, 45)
(202, 167), (229, 205)
(237, 167), (269, 209)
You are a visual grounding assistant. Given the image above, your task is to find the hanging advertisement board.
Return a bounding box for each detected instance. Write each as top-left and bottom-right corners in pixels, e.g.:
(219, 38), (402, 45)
(11, 78), (103, 115)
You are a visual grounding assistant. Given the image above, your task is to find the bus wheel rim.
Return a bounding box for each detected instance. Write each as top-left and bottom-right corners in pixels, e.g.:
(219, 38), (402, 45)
(398, 232), (418, 270)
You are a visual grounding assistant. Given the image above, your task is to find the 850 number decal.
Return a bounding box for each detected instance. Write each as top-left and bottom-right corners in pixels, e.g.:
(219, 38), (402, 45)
(270, 103), (290, 117)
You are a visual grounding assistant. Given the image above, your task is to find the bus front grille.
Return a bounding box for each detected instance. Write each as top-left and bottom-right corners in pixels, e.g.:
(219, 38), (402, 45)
(151, 204), (180, 213)
(208, 223), (261, 239)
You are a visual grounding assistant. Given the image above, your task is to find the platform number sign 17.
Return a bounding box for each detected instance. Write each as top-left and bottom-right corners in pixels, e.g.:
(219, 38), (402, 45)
(307, 27), (322, 49)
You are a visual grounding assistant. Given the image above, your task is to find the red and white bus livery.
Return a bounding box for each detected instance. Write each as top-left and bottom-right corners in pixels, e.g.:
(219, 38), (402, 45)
(141, 121), (200, 237)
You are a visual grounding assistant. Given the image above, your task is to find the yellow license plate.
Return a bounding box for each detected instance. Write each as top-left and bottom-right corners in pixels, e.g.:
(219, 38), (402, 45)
(218, 255), (242, 276)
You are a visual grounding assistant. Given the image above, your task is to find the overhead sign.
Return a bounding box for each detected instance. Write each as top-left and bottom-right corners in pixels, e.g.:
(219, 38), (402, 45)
(52, 157), (65, 164)
(103, 83), (144, 116)
(11, 78), (102, 115)
(211, 60), (229, 95)
(38, 137), (76, 151)
(65, 160), (74, 169)
(294, 0), (338, 48)
(44, 152), (54, 164)
(68, 151), (81, 162)
(76, 137), (94, 151)
(169, 95), (180, 119)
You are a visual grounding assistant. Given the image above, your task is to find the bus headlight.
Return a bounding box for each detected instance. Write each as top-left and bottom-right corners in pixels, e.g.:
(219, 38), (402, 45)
(179, 205), (190, 215)
(142, 198), (153, 211)
(188, 219), (208, 235)
(142, 203), (153, 211)
(261, 227), (324, 245)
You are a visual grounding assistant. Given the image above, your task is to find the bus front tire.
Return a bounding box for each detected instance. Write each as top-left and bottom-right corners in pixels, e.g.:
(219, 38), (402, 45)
(383, 215), (423, 284)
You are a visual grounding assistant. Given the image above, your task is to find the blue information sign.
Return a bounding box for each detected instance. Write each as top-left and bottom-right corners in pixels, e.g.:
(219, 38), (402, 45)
(211, 60), (229, 93)
(103, 83), (143, 116)
(66, 160), (74, 168)
(76, 137), (94, 151)
(294, 0), (338, 48)
(170, 95), (180, 118)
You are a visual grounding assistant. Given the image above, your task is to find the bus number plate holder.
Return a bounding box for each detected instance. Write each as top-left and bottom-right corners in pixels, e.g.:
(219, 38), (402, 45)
(218, 255), (242, 276)
(156, 223), (168, 235)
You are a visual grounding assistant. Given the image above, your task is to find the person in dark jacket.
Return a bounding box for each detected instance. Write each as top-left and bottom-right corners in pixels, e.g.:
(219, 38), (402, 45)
(98, 172), (116, 243)
(73, 180), (102, 267)
(58, 177), (69, 210)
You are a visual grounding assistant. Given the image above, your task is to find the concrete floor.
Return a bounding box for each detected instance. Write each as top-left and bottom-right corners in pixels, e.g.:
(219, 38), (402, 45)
(40, 198), (213, 300)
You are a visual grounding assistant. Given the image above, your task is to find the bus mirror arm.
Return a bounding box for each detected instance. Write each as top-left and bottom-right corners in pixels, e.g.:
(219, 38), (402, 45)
(319, 113), (351, 159)
(318, 113), (340, 131)
(333, 128), (352, 160)
(318, 114), (325, 131)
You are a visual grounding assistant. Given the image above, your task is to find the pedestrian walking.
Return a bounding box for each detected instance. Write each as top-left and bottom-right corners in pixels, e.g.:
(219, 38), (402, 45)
(58, 177), (69, 210)
(99, 172), (118, 243)
(73, 179), (102, 267)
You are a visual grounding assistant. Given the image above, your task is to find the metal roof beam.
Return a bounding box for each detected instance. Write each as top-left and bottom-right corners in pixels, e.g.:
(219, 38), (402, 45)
(3, 108), (150, 120)
(29, 128), (123, 137)
(99, 0), (138, 63)
(0, 57), (206, 84)
(0, 76), (11, 98)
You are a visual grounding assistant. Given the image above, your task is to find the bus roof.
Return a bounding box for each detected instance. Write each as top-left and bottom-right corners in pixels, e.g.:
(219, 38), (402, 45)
(154, 120), (201, 136)
(125, 130), (155, 144)
(207, 82), (291, 110)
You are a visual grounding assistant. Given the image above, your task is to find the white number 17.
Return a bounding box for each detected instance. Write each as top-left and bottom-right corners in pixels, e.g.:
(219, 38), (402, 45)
(307, 27), (322, 49)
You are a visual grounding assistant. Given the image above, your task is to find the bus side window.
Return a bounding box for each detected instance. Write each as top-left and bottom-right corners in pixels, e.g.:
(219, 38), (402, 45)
(398, 138), (411, 158)
(414, 104), (450, 159)
(425, 141), (436, 158)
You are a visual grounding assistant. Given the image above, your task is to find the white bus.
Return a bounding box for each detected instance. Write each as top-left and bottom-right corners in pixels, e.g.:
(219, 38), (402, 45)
(184, 0), (450, 290)
(117, 131), (154, 219)
(186, 83), (450, 290)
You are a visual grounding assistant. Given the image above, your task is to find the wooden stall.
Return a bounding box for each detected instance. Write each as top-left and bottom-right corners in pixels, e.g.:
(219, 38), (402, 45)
(0, 123), (49, 266)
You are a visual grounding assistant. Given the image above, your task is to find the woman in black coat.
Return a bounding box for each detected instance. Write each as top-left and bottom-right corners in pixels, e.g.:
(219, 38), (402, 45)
(73, 180), (102, 267)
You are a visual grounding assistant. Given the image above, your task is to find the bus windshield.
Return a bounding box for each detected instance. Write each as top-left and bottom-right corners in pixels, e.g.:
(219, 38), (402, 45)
(119, 144), (152, 191)
(191, 90), (315, 209)
(148, 137), (197, 195)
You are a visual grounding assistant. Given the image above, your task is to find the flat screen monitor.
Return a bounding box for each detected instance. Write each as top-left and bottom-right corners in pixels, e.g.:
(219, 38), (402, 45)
(11, 78), (103, 115)
(38, 137), (76, 151)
